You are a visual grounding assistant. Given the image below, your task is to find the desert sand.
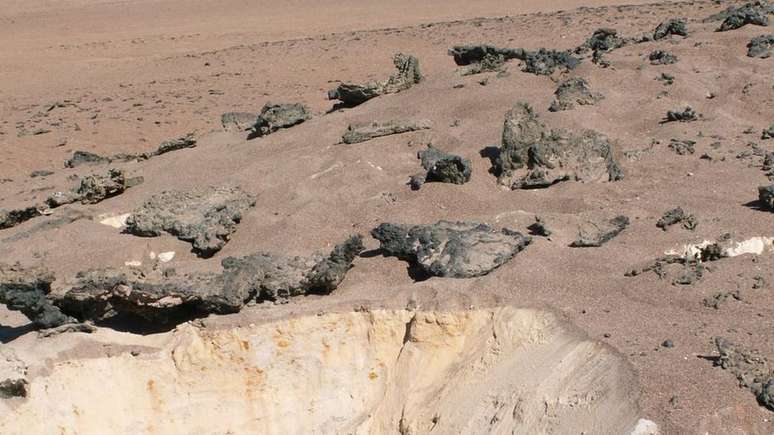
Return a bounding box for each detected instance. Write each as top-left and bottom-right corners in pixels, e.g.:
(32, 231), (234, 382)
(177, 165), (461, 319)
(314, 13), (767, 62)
(1, 0), (774, 433)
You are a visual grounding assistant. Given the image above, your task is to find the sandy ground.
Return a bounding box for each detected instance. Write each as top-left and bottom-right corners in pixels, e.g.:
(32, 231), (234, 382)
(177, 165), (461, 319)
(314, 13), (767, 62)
(1, 0), (774, 433)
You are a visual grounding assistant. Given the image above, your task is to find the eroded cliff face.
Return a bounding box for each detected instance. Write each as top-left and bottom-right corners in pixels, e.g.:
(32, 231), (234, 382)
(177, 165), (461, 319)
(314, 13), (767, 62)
(0, 308), (643, 435)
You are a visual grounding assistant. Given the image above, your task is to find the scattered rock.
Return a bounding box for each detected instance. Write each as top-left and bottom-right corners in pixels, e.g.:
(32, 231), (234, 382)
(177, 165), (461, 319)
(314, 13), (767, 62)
(713, 337), (774, 411)
(247, 103), (311, 139)
(577, 28), (627, 53)
(29, 170), (54, 178)
(665, 107), (698, 123)
(527, 216), (552, 237)
(0, 349), (27, 398)
(548, 77), (603, 112)
(371, 221), (531, 278)
(221, 112), (257, 132)
(0, 207), (41, 230)
(747, 34), (774, 58)
(522, 49), (581, 75)
(46, 169), (139, 208)
(459, 53), (506, 76)
(125, 186), (256, 257)
(653, 19), (688, 40)
(328, 53), (422, 107)
(669, 139), (696, 155)
(570, 215), (629, 247)
(716, 1), (771, 32)
(656, 73), (675, 85)
(342, 119), (431, 144)
(661, 339), (675, 348)
(649, 50), (678, 65)
(0, 264), (74, 328)
(495, 103), (624, 189)
(148, 133), (197, 157)
(758, 185), (774, 210)
(412, 145), (471, 188)
(762, 125), (774, 140)
(703, 290), (742, 309)
(657, 207), (698, 231)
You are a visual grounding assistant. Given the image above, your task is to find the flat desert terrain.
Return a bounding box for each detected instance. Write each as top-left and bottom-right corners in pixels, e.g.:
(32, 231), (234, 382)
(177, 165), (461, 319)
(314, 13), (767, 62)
(1, 0), (773, 433)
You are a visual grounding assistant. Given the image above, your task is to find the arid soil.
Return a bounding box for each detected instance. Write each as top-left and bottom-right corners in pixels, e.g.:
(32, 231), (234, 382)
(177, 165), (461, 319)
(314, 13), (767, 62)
(1, 0), (774, 433)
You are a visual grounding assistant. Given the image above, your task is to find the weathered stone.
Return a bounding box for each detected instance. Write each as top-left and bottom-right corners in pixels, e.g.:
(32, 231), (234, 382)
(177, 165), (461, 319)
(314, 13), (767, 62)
(656, 207), (697, 231)
(0, 207), (41, 230)
(649, 50), (678, 65)
(342, 119), (431, 144)
(759, 185), (774, 210)
(0, 264), (74, 328)
(653, 19), (688, 40)
(448, 45), (526, 65)
(221, 112), (258, 132)
(125, 186), (256, 257)
(449, 45), (579, 75)
(371, 221), (531, 278)
(0, 349), (27, 398)
(248, 103), (311, 139)
(496, 103), (623, 189)
(64, 151), (110, 168)
(713, 337), (774, 411)
(716, 1), (771, 31)
(549, 77), (603, 112)
(747, 34), (774, 57)
(763, 125), (774, 139)
(665, 107), (698, 123)
(669, 139), (696, 155)
(459, 54), (506, 76)
(522, 49), (580, 75)
(328, 53), (422, 107)
(46, 169), (138, 208)
(150, 133), (197, 156)
(570, 216), (629, 247)
(414, 145), (471, 187)
(577, 28), (627, 53)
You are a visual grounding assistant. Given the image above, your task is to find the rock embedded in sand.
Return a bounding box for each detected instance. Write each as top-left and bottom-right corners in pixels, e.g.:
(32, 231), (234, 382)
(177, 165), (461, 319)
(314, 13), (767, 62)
(0, 349), (27, 399)
(577, 28), (627, 53)
(412, 145), (471, 189)
(371, 221), (531, 278)
(0, 264), (74, 329)
(147, 132), (197, 157)
(496, 103), (623, 189)
(0, 207), (41, 230)
(64, 150), (110, 168)
(341, 119), (431, 144)
(570, 215), (630, 247)
(656, 207), (697, 231)
(247, 103), (311, 139)
(653, 18), (688, 40)
(448, 45), (527, 65)
(668, 139), (696, 155)
(759, 185), (774, 210)
(448, 45), (579, 75)
(665, 107), (698, 123)
(716, 1), (771, 32)
(328, 53), (422, 107)
(221, 112), (258, 131)
(649, 49), (678, 65)
(763, 124), (774, 140)
(46, 168), (139, 208)
(713, 337), (774, 411)
(458, 53), (506, 76)
(747, 34), (774, 57)
(548, 77), (603, 112)
(125, 185), (256, 257)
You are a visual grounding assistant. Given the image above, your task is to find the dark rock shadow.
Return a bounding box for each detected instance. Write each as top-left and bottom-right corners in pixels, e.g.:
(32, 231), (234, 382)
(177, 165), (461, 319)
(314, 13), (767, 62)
(359, 248), (383, 258)
(360, 248), (432, 282)
(743, 200), (768, 212)
(0, 323), (36, 343)
(479, 146), (501, 176)
(95, 310), (204, 335)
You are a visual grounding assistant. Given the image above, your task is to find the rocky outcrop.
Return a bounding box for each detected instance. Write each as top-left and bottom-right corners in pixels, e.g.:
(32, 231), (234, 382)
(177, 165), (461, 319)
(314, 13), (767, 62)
(328, 53), (422, 107)
(495, 103), (623, 189)
(522, 49), (580, 75)
(1, 236), (363, 329)
(653, 18), (688, 40)
(64, 134), (196, 167)
(448, 45), (527, 65)
(548, 77), (603, 112)
(410, 145), (472, 190)
(46, 169), (140, 208)
(0, 264), (74, 328)
(341, 119), (431, 144)
(748, 34), (774, 57)
(247, 103), (311, 139)
(125, 186), (256, 257)
(448, 45), (579, 75)
(371, 221), (531, 278)
(713, 337), (774, 411)
(570, 216), (630, 247)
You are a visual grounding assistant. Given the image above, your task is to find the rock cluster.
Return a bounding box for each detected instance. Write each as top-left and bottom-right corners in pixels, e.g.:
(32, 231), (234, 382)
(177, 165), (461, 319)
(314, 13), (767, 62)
(495, 103), (623, 189)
